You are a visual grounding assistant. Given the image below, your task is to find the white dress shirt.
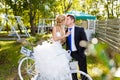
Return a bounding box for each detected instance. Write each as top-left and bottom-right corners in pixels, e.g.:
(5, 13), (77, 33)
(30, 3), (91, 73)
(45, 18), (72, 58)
(69, 26), (77, 51)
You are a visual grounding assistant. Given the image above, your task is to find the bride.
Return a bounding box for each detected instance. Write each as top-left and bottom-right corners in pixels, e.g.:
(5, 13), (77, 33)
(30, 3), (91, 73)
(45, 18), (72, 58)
(33, 14), (72, 80)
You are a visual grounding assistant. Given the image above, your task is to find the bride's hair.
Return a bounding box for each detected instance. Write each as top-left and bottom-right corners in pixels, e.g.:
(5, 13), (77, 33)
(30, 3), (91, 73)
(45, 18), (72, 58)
(55, 14), (65, 26)
(54, 14), (66, 43)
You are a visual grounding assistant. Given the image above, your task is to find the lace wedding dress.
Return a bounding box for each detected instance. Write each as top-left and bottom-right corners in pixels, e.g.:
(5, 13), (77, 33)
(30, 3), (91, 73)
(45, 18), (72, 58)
(33, 32), (72, 80)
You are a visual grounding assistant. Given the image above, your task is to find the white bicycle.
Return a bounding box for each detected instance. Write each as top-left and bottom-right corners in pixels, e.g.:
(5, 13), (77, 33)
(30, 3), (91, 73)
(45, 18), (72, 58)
(18, 46), (92, 80)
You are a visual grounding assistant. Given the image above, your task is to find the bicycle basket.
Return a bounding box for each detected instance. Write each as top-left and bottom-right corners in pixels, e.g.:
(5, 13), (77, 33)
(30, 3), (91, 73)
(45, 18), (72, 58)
(20, 46), (33, 56)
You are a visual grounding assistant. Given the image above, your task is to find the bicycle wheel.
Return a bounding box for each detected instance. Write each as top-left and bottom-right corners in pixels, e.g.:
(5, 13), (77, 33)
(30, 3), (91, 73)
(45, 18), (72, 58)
(18, 57), (36, 80)
(71, 70), (92, 80)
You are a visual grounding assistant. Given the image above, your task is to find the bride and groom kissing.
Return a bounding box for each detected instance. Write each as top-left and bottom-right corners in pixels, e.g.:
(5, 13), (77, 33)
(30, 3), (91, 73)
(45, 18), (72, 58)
(33, 14), (88, 80)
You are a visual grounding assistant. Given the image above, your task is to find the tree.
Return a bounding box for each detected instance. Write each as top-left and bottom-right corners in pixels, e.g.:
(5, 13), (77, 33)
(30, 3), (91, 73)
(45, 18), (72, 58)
(3, 0), (26, 33)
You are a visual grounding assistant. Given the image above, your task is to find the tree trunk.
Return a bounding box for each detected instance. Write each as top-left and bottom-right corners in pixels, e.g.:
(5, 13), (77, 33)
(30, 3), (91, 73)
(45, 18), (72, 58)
(111, 0), (114, 17)
(5, 6), (9, 33)
(30, 15), (36, 35)
(29, 1), (36, 35)
(106, 1), (110, 18)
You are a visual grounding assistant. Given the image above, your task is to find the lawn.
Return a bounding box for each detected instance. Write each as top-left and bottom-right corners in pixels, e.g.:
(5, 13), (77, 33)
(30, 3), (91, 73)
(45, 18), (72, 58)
(0, 41), (22, 80)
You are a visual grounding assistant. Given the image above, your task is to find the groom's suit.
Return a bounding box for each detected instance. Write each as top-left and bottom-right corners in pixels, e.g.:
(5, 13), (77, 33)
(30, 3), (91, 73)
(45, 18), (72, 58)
(66, 26), (87, 80)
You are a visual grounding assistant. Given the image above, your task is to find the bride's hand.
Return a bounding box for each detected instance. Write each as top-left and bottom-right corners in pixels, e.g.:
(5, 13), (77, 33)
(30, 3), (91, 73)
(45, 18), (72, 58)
(65, 31), (71, 37)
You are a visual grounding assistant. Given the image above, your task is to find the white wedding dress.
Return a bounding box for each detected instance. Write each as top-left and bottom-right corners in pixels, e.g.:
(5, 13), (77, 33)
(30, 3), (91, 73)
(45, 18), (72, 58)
(33, 32), (72, 80)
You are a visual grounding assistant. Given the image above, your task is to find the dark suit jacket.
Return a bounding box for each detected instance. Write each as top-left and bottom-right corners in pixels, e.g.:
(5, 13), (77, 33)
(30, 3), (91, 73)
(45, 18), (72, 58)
(66, 26), (87, 57)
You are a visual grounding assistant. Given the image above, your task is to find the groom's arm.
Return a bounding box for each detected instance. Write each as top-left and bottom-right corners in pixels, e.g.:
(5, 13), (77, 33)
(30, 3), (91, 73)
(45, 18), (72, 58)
(80, 27), (87, 41)
(79, 27), (88, 50)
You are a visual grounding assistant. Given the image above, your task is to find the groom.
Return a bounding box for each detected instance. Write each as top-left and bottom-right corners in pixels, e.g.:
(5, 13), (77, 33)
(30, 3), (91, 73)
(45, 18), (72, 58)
(65, 14), (88, 80)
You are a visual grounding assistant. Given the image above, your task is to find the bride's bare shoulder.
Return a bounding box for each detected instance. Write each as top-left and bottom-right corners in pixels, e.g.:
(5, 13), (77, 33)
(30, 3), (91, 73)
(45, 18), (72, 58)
(52, 25), (58, 32)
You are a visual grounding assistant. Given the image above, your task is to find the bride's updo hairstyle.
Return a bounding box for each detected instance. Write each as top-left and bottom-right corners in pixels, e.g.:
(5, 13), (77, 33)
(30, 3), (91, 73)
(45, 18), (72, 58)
(55, 14), (65, 26)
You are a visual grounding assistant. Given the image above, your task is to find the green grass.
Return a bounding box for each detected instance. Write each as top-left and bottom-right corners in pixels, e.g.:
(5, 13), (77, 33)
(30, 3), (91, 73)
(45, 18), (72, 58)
(0, 41), (22, 79)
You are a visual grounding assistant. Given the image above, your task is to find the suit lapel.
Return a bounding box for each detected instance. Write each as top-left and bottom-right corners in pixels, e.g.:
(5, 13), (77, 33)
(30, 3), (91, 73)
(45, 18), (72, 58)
(74, 26), (79, 47)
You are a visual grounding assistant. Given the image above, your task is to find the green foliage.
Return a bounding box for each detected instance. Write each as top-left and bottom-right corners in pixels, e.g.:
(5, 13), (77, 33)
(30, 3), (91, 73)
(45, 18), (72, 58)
(24, 34), (52, 46)
(114, 53), (120, 67)
(35, 33), (52, 41)
(1, 0), (120, 20)
(26, 36), (36, 44)
(94, 42), (110, 69)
